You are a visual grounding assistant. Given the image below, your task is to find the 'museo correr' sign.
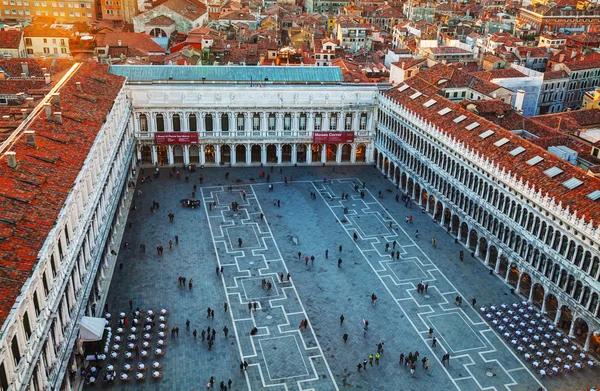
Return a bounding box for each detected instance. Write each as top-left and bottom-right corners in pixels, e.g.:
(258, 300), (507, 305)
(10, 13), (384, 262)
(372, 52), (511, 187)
(313, 132), (355, 144)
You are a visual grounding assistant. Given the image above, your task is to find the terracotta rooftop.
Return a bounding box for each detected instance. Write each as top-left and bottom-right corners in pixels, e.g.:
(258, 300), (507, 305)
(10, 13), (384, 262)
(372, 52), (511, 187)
(0, 62), (125, 329)
(96, 32), (166, 56)
(0, 30), (23, 49)
(384, 79), (600, 226)
(23, 25), (71, 38)
(146, 15), (175, 26)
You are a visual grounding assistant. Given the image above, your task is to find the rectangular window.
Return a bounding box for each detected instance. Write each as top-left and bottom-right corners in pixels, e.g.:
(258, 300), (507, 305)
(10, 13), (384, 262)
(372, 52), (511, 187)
(330, 115), (337, 130)
(252, 116), (259, 131)
(0, 362), (8, 391)
(268, 116), (275, 130)
(42, 272), (49, 295)
(23, 312), (32, 339)
(345, 115), (352, 130)
(284, 115), (291, 130)
(237, 116), (244, 131)
(61, 48), (67, 54)
(33, 291), (40, 316)
(11, 337), (20, 366)
(43, 38), (47, 43)
(299, 115), (306, 130)
(314, 115), (322, 130)
(50, 255), (57, 277)
(25, 38), (31, 45)
(43, 47), (50, 54)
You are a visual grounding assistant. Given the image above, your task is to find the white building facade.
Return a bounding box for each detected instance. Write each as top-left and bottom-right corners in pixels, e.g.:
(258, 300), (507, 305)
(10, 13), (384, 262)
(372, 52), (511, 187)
(374, 83), (600, 356)
(0, 64), (135, 391)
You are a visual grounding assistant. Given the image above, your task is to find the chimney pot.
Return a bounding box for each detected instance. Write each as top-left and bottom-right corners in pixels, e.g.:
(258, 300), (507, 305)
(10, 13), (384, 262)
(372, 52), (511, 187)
(52, 93), (60, 106)
(26, 97), (34, 107)
(44, 73), (51, 84)
(21, 62), (29, 76)
(53, 112), (62, 124)
(24, 130), (36, 148)
(5, 151), (17, 169)
(0, 71), (5, 80)
(76, 82), (82, 92)
(118, 40), (122, 46)
(20, 109), (28, 119)
(20, 72), (27, 78)
(44, 103), (52, 121)
(2, 115), (10, 121)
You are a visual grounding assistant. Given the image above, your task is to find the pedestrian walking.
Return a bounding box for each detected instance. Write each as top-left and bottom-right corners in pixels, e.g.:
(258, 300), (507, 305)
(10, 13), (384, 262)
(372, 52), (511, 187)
(340, 314), (344, 326)
(392, 240), (396, 249)
(371, 293), (377, 305)
(425, 358), (430, 371)
(298, 252), (302, 261)
(410, 362), (416, 375)
(325, 249), (328, 259)
(396, 252), (400, 260)
(363, 359), (368, 370)
(305, 257), (309, 266)
(415, 230), (419, 238)
(353, 232), (358, 241)
(422, 357), (427, 368)
(193, 329), (197, 339)
(338, 258), (342, 268)
(211, 309), (214, 319)
(310, 255), (315, 266)
(207, 339), (213, 351)
(369, 355), (373, 366)
(339, 245), (343, 252)
(223, 326), (229, 337)
(207, 307), (212, 318)
(343, 333), (348, 343)
(432, 238), (436, 247)
(472, 298), (477, 307)
(375, 353), (380, 365)
(220, 266), (224, 275)
(224, 302), (228, 312)
(216, 266), (220, 276)
(399, 353), (404, 365)
(248, 302), (252, 312)
(385, 243), (390, 252)
(228, 379), (232, 389)
(189, 278), (193, 290)
(460, 250), (464, 261)
(186, 319), (190, 330)
(432, 337), (437, 347)
(239, 362), (244, 373)
(201, 330), (206, 341)
(357, 363), (362, 372)
(169, 240), (173, 249)
(253, 302), (257, 311)
(128, 299), (133, 310)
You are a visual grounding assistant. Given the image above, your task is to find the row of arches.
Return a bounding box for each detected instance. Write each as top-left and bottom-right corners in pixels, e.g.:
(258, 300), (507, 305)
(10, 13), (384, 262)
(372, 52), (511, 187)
(376, 107), (600, 284)
(139, 143), (368, 166)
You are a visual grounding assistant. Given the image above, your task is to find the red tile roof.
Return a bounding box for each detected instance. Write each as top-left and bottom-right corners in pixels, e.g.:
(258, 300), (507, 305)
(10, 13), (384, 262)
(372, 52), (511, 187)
(0, 30), (23, 49)
(384, 79), (600, 226)
(0, 62), (125, 328)
(23, 25), (71, 38)
(96, 32), (166, 56)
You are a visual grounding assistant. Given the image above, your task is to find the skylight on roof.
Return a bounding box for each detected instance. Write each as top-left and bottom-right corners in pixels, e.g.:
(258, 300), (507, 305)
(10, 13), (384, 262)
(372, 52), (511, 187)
(410, 92), (422, 99)
(398, 84), (410, 92)
(479, 130), (495, 139)
(544, 167), (564, 178)
(509, 146), (526, 156)
(465, 122), (480, 131)
(588, 190), (600, 201)
(453, 115), (467, 123)
(494, 138), (509, 147)
(526, 156), (544, 166)
(438, 107), (452, 116)
(563, 178), (583, 190)
(423, 99), (437, 107)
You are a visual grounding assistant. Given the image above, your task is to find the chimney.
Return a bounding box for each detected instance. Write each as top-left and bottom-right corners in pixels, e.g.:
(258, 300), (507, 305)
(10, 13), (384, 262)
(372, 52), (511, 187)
(0, 71), (5, 80)
(5, 151), (17, 169)
(76, 82), (82, 92)
(2, 115), (9, 121)
(44, 103), (52, 121)
(44, 73), (51, 84)
(24, 130), (36, 148)
(20, 108), (28, 119)
(21, 62), (29, 76)
(52, 93), (60, 106)
(559, 53), (565, 62)
(53, 112), (62, 124)
(118, 40), (122, 46)
(515, 89), (525, 113)
(26, 97), (34, 107)
(20, 72), (27, 78)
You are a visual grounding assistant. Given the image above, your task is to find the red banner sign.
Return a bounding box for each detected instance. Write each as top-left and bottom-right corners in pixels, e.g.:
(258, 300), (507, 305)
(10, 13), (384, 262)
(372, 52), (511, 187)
(313, 131), (355, 144)
(154, 132), (199, 144)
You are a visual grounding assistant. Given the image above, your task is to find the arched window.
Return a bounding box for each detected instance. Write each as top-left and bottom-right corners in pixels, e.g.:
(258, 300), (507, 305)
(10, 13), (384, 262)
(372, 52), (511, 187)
(237, 114), (244, 131)
(221, 114), (229, 132)
(268, 113), (276, 131)
(299, 114), (307, 130)
(205, 114), (213, 132)
(189, 114), (197, 131)
(156, 114), (164, 132)
(345, 113), (352, 130)
(139, 114), (148, 132)
(172, 114), (181, 131)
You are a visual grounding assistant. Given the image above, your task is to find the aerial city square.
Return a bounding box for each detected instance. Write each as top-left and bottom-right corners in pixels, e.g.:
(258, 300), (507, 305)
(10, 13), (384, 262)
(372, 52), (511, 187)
(1, 0), (600, 389)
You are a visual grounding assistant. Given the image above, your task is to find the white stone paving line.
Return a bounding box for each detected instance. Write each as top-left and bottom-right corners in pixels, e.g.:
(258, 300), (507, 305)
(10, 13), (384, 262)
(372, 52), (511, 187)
(201, 185), (340, 391)
(312, 179), (545, 391)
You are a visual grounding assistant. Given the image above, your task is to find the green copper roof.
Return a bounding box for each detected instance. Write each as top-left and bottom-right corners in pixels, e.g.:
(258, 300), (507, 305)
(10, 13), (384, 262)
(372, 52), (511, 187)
(108, 65), (344, 83)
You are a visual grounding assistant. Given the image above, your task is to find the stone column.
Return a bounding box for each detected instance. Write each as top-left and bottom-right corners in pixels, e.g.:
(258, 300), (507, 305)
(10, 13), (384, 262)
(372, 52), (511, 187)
(584, 329), (594, 351)
(261, 144), (267, 165)
(323, 112), (330, 131)
(167, 146), (174, 165)
(292, 144), (297, 164)
(214, 112), (222, 133)
(151, 146), (158, 165)
(321, 145), (327, 163)
(528, 285), (535, 302)
(292, 112), (299, 132)
(276, 112), (283, 132)
(260, 112), (268, 132)
(351, 144), (357, 163)
(215, 144), (221, 165)
(277, 144), (282, 164)
(307, 145), (313, 164)
(307, 112), (315, 132)
(183, 145), (190, 165)
(199, 113), (206, 133)
(231, 144), (237, 164)
(485, 248), (491, 266)
(352, 111), (359, 131)
(554, 306), (562, 325)
(246, 143), (252, 164)
(495, 250), (503, 274)
(165, 113), (173, 132)
(568, 314), (577, 337)
(516, 275), (522, 292)
(541, 292), (549, 313)
(336, 144), (342, 163)
(245, 112), (252, 132)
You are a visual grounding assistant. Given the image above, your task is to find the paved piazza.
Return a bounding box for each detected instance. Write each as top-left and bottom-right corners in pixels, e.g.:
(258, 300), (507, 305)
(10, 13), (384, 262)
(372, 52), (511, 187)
(92, 165), (598, 391)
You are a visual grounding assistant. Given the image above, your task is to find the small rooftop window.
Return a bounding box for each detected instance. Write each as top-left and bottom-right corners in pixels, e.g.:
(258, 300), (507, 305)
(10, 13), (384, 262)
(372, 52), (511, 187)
(563, 177), (583, 190)
(397, 84), (410, 92)
(544, 167), (563, 178)
(409, 91), (422, 99)
(587, 190), (600, 201)
(479, 130), (495, 139)
(465, 122), (480, 131)
(438, 107), (452, 116)
(453, 115), (467, 123)
(526, 156), (544, 166)
(509, 146), (526, 156)
(494, 137), (509, 147)
(423, 99), (437, 107)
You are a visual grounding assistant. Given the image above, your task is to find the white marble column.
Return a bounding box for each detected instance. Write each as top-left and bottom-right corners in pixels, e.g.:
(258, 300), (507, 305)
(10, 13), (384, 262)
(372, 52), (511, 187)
(292, 144), (297, 164)
(277, 144), (282, 164)
(199, 144), (205, 165)
(321, 145), (326, 163)
(167, 146), (174, 165)
(183, 145), (190, 165)
(246, 143), (252, 164)
(351, 144), (357, 163)
(336, 144), (342, 163)
(215, 144), (221, 165)
(307, 146), (313, 164)
(151, 146), (158, 165)
(261, 144), (267, 165)
(231, 144), (237, 164)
